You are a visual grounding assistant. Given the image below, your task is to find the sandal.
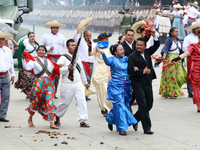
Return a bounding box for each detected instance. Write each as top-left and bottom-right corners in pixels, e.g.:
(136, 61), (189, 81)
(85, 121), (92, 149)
(80, 122), (90, 128)
(170, 96), (177, 99)
(54, 120), (61, 126)
(50, 125), (59, 129)
(28, 120), (35, 127)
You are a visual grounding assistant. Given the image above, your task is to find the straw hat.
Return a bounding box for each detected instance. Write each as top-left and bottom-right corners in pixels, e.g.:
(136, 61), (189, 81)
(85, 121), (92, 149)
(185, 22), (200, 31)
(0, 31), (13, 40)
(175, 4), (183, 8)
(76, 17), (92, 34)
(131, 20), (146, 40)
(44, 20), (65, 28)
(85, 87), (96, 96)
(184, 9), (188, 14)
(190, 2), (199, 8)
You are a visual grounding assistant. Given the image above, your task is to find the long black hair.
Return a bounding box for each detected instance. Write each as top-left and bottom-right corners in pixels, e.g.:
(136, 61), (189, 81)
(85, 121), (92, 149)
(110, 44), (120, 56)
(36, 45), (47, 53)
(169, 27), (177, 37)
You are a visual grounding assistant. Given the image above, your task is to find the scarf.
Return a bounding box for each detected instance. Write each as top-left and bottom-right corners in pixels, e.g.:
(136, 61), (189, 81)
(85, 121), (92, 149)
(96, 41), (109, 49)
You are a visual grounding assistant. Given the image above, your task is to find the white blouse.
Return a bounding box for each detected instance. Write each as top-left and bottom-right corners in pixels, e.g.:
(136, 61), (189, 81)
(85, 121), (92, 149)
(172, 10), (183, 17)
(23, 39), (38, 57)
(168, 40), (181, 54)
(22, 56), (54, 78)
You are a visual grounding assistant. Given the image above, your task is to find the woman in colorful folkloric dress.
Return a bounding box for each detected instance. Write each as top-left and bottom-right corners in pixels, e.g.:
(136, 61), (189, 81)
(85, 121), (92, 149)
(96, 44), (138, 136)
(172, 31), (200, 112)
(172, 4), (186, 40)
(11, 32), (39, 99)
(89, 32), (113, 117)
(159, 27), (187, 99)
(22, 45), (62, 129)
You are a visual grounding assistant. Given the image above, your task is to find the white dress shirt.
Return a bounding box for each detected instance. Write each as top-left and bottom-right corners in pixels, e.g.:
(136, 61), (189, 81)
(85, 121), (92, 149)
(168, 40), (181, 54)
(0, 46), (15, 77)
(22, 56), (54, 78)
(57, 53), (87, 85)
(73, 29), (95, 63)
(146, 31), (160, 49)
(39, 32), (67, 55)
(125, 40), (133, 49)
(188, 6), (200, 19)
(182, 33), (198, 52)
(23, 39), (38, 57)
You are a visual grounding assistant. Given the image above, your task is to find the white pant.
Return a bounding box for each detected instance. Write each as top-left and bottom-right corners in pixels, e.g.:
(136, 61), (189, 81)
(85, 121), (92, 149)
(56, 82), (88, 122)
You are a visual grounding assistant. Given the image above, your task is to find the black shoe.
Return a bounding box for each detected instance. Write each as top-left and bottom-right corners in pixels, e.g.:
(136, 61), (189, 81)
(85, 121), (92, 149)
(144, 130), (154, 135)
(132, 123), (138, 131)
(197, 110), (200, 113)
(54, 95), (58, 99)
(108, 123), (113, 131)
(0, 118), (9, 122)
(86, 97), (91, 101)
(119, 130), (127, 136)
(101, 110), (108, 117)
(188, 94), (193, 98)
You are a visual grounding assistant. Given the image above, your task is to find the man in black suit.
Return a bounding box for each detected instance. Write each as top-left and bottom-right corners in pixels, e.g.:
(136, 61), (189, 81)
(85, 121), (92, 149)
(121, 29), (136, 57)
(128, 31), (160, 134)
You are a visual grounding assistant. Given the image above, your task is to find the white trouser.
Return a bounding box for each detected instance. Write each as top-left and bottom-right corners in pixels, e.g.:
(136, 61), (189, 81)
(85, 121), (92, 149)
(56, 82), (88, 122)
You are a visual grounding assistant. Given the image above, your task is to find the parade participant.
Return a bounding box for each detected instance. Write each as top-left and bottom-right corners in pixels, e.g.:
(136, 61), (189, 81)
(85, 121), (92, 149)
(55, 39), (90, 127)
(154, 9), (161, 32)
(11, 32), (39, 99)
(172, 31), (200, 112)
(183, 9), (188, 35)
(159, 27), (187, 99)
(121, 29), (136, 57)
(40, 20), (67, 99)
(159, 8), (172, 35)
(120, 9), (133, 36)
(22, 45), (61, 129)
(89, 32), (113, 117)
(182, 22), (200, 98)
(187, 2), (200, 27)
(172, 4), (186, 40)
(96, 44), (138, 136)
(135, 1), (140, 7)
(73, 22), (95, 101)
(117, 35), (126, 44)
(0, 31), (15, 122)
(128, 30), (160, 134)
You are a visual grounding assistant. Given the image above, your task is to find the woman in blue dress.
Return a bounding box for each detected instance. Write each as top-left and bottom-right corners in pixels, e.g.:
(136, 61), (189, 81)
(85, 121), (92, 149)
(96, 44), (138, 136)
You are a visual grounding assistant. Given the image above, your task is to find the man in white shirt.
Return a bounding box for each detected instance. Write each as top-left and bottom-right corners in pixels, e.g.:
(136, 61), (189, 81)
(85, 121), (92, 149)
(55, 39), (90, 127)
(0, 31), (15, 122)
(183, 22), (200, 98)
(40, 20), (67, 99)
(154, 10), (161, 32)
(73, 23), (95, 101)
(187, 3), (200, 27)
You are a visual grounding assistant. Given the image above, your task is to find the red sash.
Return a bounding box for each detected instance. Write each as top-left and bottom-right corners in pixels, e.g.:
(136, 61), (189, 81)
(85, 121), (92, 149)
(0, 71), (8, 75)
(82, 62), (93, 75)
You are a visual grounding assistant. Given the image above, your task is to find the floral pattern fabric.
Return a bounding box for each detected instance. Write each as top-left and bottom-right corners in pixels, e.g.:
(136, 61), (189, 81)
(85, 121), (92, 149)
(14, 67), (35, 96)
(26, 77), (57, 122)
(159, 53), (187, 97)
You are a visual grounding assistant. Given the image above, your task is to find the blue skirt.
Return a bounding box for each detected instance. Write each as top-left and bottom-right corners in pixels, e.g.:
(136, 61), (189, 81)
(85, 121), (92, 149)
(173, 17), (186, 40)
(105, 78), (138, 132)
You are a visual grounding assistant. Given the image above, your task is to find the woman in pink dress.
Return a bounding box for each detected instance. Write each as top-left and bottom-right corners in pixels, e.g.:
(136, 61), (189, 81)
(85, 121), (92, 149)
(172, 31), (200, 112)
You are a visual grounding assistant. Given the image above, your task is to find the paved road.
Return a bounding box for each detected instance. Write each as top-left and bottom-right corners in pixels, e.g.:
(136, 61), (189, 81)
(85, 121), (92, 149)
(0, 25), (200, 150)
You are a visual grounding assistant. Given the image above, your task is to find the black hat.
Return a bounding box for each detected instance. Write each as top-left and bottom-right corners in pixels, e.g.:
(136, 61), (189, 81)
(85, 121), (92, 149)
(93, 32), (112, 43)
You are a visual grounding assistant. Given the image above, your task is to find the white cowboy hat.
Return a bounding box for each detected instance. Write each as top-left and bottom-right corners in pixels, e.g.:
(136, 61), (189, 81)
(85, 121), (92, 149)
(190, 2), (199, 8)
(0, 31), (13, 40)
(44, 20), (65, 28)
(85, 87), (96, 96)
(131, 20), (146, 40)
(185, 22), (200, 31)
(76, 17), (92, 34)
(175, 4), (183, 8)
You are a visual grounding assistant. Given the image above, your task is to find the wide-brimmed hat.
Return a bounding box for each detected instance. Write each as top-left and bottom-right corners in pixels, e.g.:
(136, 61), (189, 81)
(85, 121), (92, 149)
(185, 22), (200, 31)
(190, 3), (199, 8)
(93, 32), (112, 43)
(77, 17), (92, 34)
(85, 87), (96, 96)
(44, 20), (65, 28)
(0, 31), (13, 40)
(175, 4), (183, 8)
(131, 20), (146, 40)
(184, 9), (188, 14)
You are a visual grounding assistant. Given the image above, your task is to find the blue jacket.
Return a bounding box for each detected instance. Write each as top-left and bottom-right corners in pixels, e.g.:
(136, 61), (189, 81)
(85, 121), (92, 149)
(161, 36), (183, 56)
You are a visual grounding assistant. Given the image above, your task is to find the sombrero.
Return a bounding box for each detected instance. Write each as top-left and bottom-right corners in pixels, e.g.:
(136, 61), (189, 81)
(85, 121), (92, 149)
(0, 31), (13, 40)
(185, 22), (200, 31)
(85, 87), (96, 96)
(183, 9), (188, 14)
(77, 17), (92, 34)
(131, 20), (146, 40)
(175, 4), (183, 8)
(190, 3), (199, 8)
(93, 32), (112, 43)
(44, 20), (65, 28)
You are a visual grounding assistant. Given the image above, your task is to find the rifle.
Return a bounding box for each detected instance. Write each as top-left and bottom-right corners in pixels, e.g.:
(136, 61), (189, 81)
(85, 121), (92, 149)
(68, 34), (82, 81)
